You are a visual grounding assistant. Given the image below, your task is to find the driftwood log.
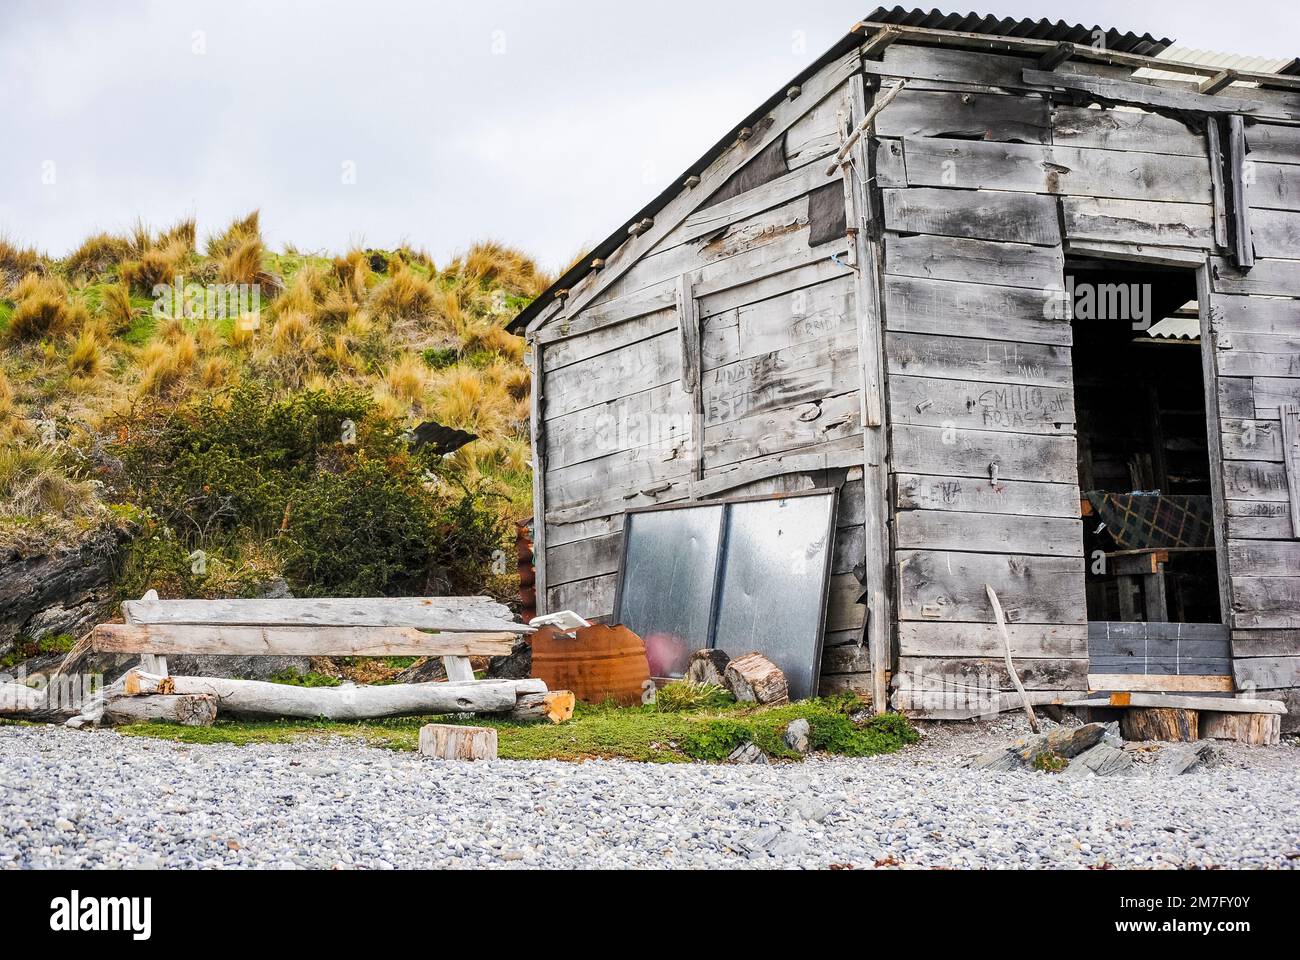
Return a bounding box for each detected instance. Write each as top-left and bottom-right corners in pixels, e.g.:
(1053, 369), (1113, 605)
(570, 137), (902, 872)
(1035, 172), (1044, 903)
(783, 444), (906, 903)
(419, 724), (498, 760)
(101, 694), (217, 726)
(511, 691), (577, 724)
(0, 682), (45, 715)
(685, 649), (731, 687)
(1121, 707), (1200, 742)
(724, 653), (790, 706)
(160, 676), (551, 720)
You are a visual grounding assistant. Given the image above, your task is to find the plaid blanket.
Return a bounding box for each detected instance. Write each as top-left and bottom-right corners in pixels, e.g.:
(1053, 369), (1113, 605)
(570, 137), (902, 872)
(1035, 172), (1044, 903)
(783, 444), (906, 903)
(1086, 492), (1215, 551)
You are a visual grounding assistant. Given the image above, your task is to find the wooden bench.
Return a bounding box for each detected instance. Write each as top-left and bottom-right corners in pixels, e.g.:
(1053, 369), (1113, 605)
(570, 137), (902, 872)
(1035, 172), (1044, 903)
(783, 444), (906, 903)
(86, 592), (574, 724)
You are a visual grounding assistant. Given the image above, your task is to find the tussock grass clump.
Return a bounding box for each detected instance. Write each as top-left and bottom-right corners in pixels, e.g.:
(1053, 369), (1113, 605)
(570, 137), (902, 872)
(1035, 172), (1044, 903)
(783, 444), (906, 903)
(67, 327), (104, 378)
(0, 235), (44, 292)
(206, 210), (261, 259)
(217, 235), (264, 285)
(120, 238), (189, 294)
(136, 334), (197, 396)
(6, 274), (73, 341)
(369, 262), (437, 322)
(384, 352), (430, 403)
(157, 217), (197, 254)
(99, 282), (136, 333)
(64, 232), (131, 278)
(452, 240), (550, 298)
(0, 446), (97, 520)
(0, 367), (16, 420)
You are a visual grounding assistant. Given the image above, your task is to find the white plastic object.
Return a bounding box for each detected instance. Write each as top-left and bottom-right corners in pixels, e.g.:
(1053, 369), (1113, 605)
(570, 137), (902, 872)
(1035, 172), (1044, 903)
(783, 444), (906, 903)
(529, 611), (591, 632)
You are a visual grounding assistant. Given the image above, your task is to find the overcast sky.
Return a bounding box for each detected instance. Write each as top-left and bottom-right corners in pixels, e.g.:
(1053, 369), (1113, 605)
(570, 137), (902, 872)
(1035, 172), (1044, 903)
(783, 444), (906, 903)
(2, 0), (1296, 274)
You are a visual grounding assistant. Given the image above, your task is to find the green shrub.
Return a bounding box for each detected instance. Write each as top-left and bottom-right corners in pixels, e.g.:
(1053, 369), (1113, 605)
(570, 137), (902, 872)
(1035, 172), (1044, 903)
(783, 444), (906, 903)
(655, 681), (735, 713)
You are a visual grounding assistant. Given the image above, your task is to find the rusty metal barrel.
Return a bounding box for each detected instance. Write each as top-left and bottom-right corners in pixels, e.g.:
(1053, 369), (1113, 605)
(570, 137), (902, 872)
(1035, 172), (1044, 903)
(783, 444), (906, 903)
(529, 624), (651, 707)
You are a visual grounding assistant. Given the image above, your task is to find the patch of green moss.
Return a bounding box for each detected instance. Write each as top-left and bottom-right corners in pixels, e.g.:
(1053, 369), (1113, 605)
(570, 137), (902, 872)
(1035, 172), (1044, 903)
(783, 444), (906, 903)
(268, 668), (342, 688)
(1032, 750), (1069, 773)
(0, 633), (77, 669)
(115, 697), (919, 764)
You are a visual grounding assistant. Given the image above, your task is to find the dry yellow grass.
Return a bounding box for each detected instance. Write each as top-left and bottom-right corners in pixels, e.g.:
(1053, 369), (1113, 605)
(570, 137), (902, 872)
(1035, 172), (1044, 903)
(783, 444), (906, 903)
(369, 262), (437, 322)
(120, 238), (189, 293)
(217, 235), (264, 285)
(0, 446), (97, 520)
(157, 217), (197, 254)
(462, 318), (525, 362)
(99, 282), (135, 333)
(384, 352), (430, 403)
(6, 274), (73, 341)
(64, 232), (131, 278)
(0, 235), (44, 293)
(332, 249), (373, 301)
(452, 240), (550, 297)
(200, 355), (231, 390)
(0, 367), (14, 418)
(207, 210), (261, 258)
(136, 334), (198, 396)
(67, 328), (103, 378)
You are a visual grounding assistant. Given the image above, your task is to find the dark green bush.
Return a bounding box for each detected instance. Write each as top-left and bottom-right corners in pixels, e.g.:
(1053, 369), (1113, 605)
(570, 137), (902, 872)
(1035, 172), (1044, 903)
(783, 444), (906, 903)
(109, 383), (506, 597)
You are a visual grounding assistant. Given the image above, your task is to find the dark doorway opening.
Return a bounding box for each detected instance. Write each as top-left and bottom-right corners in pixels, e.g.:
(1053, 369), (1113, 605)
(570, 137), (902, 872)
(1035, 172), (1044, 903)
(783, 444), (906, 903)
(1067, 261), (1222, 626)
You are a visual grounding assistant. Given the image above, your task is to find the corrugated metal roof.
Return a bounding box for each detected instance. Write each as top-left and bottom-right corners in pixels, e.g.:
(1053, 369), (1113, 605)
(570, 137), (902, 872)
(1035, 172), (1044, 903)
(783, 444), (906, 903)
(861, 6), (1171, 57)
(1146, 315), (1201, 341)
(1135, 46), (1298, 85)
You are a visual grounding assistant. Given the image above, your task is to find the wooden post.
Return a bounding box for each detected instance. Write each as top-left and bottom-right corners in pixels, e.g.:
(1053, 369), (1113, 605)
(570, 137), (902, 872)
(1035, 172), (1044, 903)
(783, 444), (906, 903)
(1196, 266), (1237, 633)
(1227, 114), (1255, 269)
(845, 72), (895, 715)
(676, 272), (704, 482)
(1280, 404), (1300, 537)
(529, 339), (549, 616)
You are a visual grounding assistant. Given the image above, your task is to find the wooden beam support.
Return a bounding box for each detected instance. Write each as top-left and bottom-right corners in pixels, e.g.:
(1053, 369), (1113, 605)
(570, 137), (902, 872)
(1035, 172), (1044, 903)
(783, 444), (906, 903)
(1227, 114), (1256, 268)
(846, 72), (895, 715)
(675, 272), (704, 481)
(1021, 69), (1294, 119)
(1199, 69), (1240, 96)
(1038, 42), (1075, 71)
(1280, 403), (1300, 537)
(1206, 119), (1230, 250)
(859, 25), (900, 61)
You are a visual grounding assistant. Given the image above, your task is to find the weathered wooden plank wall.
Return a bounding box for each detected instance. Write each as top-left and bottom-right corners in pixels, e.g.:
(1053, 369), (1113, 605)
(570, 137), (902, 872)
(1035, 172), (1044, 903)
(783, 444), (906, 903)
(1213, 119), (1300, 726)
(531, 49), (878, 694)
(528, 37), (1300, 722)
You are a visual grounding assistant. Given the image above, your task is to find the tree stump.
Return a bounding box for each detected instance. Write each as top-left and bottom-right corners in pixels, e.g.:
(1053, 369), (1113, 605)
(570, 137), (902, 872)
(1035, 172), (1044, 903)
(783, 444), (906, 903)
(724, 653), (789, 706)
(419, 724), (498, 761)
(1201, 712), (1281, 746)
(684, 649), (731, 687)
(1120, 707), (1199, 742)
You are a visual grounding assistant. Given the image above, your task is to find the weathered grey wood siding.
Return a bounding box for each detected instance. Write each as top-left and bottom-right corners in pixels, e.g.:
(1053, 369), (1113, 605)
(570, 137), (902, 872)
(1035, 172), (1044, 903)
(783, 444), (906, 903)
(529, 49), (877, 695)
(865, 42), (1299, 721)
(1214, 118), (1300, 727)
(528, 37), (1300, 720)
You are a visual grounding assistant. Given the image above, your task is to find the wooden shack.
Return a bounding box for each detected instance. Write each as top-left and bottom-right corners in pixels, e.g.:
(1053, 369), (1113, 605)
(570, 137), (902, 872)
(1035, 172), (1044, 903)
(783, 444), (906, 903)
(509, 8), (1300, 728)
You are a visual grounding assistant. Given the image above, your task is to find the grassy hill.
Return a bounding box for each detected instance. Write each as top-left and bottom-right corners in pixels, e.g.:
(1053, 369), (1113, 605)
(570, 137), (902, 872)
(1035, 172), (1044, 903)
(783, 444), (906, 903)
(0, 213), (548, 605)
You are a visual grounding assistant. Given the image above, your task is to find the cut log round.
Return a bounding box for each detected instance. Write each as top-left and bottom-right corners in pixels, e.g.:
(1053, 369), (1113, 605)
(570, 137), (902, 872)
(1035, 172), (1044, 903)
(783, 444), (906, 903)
(1201, 711), (1282, 746)
(1120, 707), (1199, 742)
(685, 649), (731, 687)
(510, 691), (576, 724)
(102, 694), (217, 727)
(724, 653), (790, 706)
(165, 676), (546, 720)
(419, 724), (497, 761)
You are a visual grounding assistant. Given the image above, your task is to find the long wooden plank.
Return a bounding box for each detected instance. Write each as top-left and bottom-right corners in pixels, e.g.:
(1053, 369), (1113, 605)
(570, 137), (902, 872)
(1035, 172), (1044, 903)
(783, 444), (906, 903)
(883, 274), (1073, 346)
(1050, 104), (1205, 157)
(1061, 197), (1215, 248)
(1212, 257), (1300, 296)
(1228, 539), (1300, 577)
(1245, 123), (1300, 163)
(895, 473), (1081, 518)
(1247, 161), (1300, 213)
(702, 276), (855, 371)
(703, 391), (862, 469)
(120, 597), (527, 632)
(882, 187), (1060, 246)
(875, 87), (1051, 143)
(1252, 378), (1300, 418)
(899, 621), (1086, 658)
(890, 375), (1075, 435)
(1232, 577), (1300, 629)
(1086, 674), (1235, 693)
(898, 656), (1088, 691)
(894, 510), (1082, 557)
(1066, 691), (1285, 714)
(92, 623), (517, 657)
(1250, 207), (1300, 260)
(896, 549), (1086, 624)
(902, 137), (1212, 203)
(1234, 655), (1300, 691)
(543, 329), (680, 420)
(884, 234), (1064, 289)
(1223, 459), (1291, 500)
(890, 424), (1078, 483)
(1022, 68), (1299, 120)
(886, 331), (1071, 388)
(703, 330), (859, 426)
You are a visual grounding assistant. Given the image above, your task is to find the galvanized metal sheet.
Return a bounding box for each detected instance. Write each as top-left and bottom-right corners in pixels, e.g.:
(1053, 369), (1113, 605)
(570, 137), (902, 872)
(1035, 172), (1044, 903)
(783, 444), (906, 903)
(613, 490), (839, 700)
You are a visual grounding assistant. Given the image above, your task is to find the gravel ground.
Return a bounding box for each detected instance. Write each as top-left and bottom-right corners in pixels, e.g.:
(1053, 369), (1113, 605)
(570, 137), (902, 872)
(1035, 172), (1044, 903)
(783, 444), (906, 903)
(1, 719), (1297, 869)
